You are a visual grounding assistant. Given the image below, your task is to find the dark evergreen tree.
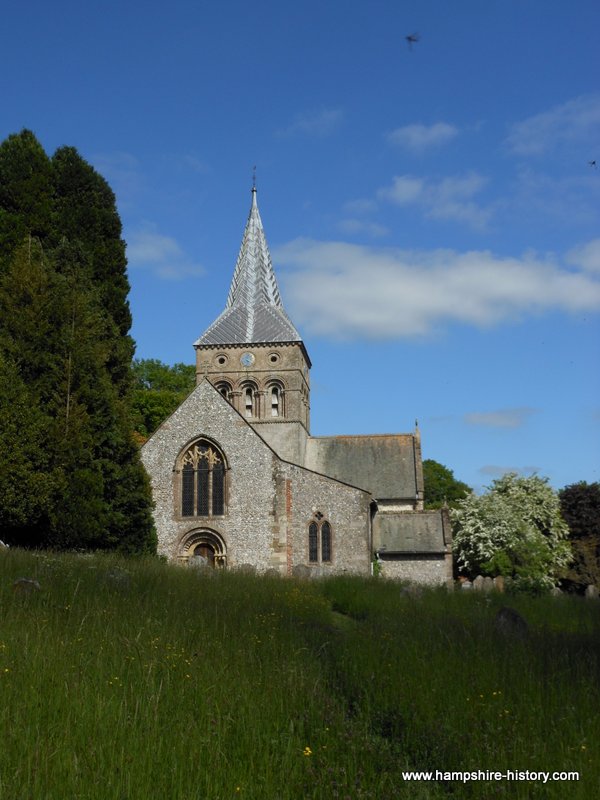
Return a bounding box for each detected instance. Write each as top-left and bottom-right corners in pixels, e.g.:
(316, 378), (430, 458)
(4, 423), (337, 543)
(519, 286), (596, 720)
(559, 481), (600, 591)
(0, 131), (156, 554)
(52, 146), (134, 390)
(0, 351), (58, 544)
(0, 130), (55, 272)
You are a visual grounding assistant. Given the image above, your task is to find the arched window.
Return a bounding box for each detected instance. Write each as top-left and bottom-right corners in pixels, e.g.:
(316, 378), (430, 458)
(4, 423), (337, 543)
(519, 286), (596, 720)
(240, 382), (258, 418)
(215, 381), (232, 401)
(321, 521), (331, 562)
(267, 381), (286, 418)
(308, 522), (319, 563)
(308, 516), (332, 564)
(180, 439), (226, 517)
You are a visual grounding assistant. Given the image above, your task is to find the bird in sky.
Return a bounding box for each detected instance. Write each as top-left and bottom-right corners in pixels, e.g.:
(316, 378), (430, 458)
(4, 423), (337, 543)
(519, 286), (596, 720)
(589, 160), (597, 168)
(406, 32), (420, 50)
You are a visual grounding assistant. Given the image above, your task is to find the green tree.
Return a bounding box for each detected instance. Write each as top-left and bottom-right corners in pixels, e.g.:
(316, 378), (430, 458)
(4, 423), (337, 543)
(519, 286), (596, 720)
(52, 146), (134, 390)
(130, 359), (196, 440)
(0, 130), (54, 268)
(451, 473), (571, 591)
(0, 352), (59, 541)
(559, 481), (600, 591)
(423, 459), (471, 509)
(0, 131), (156, 554)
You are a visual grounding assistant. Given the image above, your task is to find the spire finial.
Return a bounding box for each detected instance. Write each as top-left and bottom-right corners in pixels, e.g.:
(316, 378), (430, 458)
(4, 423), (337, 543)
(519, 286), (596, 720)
(252, 165), (257, 192)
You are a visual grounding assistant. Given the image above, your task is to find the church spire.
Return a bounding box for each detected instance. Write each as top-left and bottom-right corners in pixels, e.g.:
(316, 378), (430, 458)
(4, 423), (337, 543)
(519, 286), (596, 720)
(195, 188), (302, 346)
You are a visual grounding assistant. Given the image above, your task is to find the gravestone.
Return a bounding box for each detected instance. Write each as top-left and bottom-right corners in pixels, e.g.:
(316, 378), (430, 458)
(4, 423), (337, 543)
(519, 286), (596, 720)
(494, 606), (528, 639)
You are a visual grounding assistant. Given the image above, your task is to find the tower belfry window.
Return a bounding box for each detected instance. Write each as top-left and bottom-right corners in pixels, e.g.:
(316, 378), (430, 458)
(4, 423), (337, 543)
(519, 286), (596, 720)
(215, 381), (232, 400)
(244, 387), (253, 417)
(180, 440), (226, 517)
(241, 383), (258, 418)
(271, 385), (280, 417)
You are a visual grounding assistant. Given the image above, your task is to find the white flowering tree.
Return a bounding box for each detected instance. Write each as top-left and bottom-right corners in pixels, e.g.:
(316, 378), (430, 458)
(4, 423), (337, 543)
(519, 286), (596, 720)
(451, 473), (572, 589)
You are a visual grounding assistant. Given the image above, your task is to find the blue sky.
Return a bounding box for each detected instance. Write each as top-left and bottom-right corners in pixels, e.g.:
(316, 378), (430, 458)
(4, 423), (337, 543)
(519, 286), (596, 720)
(2, 0), (599, 492)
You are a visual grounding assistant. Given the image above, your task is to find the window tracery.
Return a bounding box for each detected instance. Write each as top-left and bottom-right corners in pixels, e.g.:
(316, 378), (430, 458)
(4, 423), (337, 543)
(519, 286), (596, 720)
(308, 515), (332, 564)
(180, 440), (226, 517)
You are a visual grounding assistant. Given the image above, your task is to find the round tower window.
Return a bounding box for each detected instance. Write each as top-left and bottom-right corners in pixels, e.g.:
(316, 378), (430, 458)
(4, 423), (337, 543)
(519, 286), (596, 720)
(269, 353), (280, 364)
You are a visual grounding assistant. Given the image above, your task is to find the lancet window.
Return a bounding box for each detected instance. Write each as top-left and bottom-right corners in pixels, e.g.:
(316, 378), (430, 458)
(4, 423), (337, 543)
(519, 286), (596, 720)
(240, 382), (258, 418)
(180, 439), (226, 517)
(268, 383), (284, 417)
(308, 515), (332, 564)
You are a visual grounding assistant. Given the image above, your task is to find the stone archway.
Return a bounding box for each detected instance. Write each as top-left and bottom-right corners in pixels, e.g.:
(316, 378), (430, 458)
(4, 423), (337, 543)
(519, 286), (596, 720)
(179, 529), (227, 568)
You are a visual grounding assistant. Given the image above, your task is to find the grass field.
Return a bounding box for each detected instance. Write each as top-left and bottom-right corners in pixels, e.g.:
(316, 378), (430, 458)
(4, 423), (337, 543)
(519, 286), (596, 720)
(0, 549), (597, 799)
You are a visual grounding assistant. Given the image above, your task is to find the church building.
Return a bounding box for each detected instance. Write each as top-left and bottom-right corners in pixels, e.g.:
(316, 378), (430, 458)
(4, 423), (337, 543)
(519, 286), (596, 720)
(141, 188), (452, 583)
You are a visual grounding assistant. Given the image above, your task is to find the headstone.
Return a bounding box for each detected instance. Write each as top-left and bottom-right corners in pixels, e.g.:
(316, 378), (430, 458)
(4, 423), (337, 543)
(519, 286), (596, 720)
(461, 581), (473, 590)
(550, 586), (562, 597)
(292, 564), (311, 579)
(482, 576), (494, 593)
(585, 584), (599, 600)
(494, 606), (528, 639)
(473, 575), (484, 591)
(13, 577), (40, 593)
(493, 576), (505, 593)
(264, 568), (281, 578)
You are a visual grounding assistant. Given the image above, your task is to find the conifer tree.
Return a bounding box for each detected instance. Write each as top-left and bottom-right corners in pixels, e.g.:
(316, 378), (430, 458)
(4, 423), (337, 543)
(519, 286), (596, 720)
(0, 130), (54, 271)
(0, 131), (156, 554)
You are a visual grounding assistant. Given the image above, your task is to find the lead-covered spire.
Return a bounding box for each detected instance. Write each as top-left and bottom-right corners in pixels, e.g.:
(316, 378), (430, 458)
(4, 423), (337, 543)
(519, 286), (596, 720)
(195, 188), (302, 346)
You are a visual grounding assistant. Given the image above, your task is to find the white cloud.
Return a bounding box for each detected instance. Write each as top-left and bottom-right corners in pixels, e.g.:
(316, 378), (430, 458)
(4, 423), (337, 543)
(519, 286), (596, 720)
(273, 238), (600, 339)
(337, 218), (389, 238)
(277, 108), (343, 137)
(566, 239), (600, 274)
(342, 198), (378, 215)
(465, 408), (538, 429)
(377, 173), (491, 230)
(387, 122), (458, 151)
(512, 168), (600, 227)
(505, 94), (600, 156)
(127, 228), (205, 280)
(91, 152), (143, 206)
(479, 465), (540, 478)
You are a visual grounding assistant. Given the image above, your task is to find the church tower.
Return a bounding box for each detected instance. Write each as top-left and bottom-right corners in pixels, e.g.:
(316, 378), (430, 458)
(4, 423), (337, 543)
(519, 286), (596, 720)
(194, 187), (311, 464)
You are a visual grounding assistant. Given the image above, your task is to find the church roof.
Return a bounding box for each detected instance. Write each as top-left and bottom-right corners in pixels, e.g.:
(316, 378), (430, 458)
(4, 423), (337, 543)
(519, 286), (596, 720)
(195, 188), (302, 347)
(304, 434), (423, 501)
(375, 511), (451, 554)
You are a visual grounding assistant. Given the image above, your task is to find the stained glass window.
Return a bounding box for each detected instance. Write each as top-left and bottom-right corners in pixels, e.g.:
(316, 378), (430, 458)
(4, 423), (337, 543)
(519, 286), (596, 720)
(309, 522), (319, 562)
(180, 440), (226, 517)
(321, 522), (331, 562)
(308, 517), (332, 564)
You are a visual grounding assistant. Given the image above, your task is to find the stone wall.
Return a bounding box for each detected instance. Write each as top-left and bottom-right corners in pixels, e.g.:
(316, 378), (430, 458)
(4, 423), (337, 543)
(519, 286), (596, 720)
(141, 379), (371, 576)
(379, 554), (451, 585)
(282, 460), (371, 576)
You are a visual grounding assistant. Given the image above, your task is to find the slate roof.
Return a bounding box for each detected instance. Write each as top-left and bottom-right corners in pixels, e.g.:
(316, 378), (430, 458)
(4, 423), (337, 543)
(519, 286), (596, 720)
(375, 511), (451, 554)
(304, 434), (422, 500)
(195, 188), (302, 346)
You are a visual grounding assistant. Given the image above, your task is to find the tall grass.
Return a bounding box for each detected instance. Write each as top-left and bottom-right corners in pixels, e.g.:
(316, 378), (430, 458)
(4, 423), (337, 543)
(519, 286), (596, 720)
(0, 550), (597, 799)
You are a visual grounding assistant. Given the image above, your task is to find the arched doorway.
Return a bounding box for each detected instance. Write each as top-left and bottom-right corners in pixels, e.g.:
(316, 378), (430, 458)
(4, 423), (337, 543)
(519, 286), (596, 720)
(191, 542), (215, 567)
(179, 529), (227, 568)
